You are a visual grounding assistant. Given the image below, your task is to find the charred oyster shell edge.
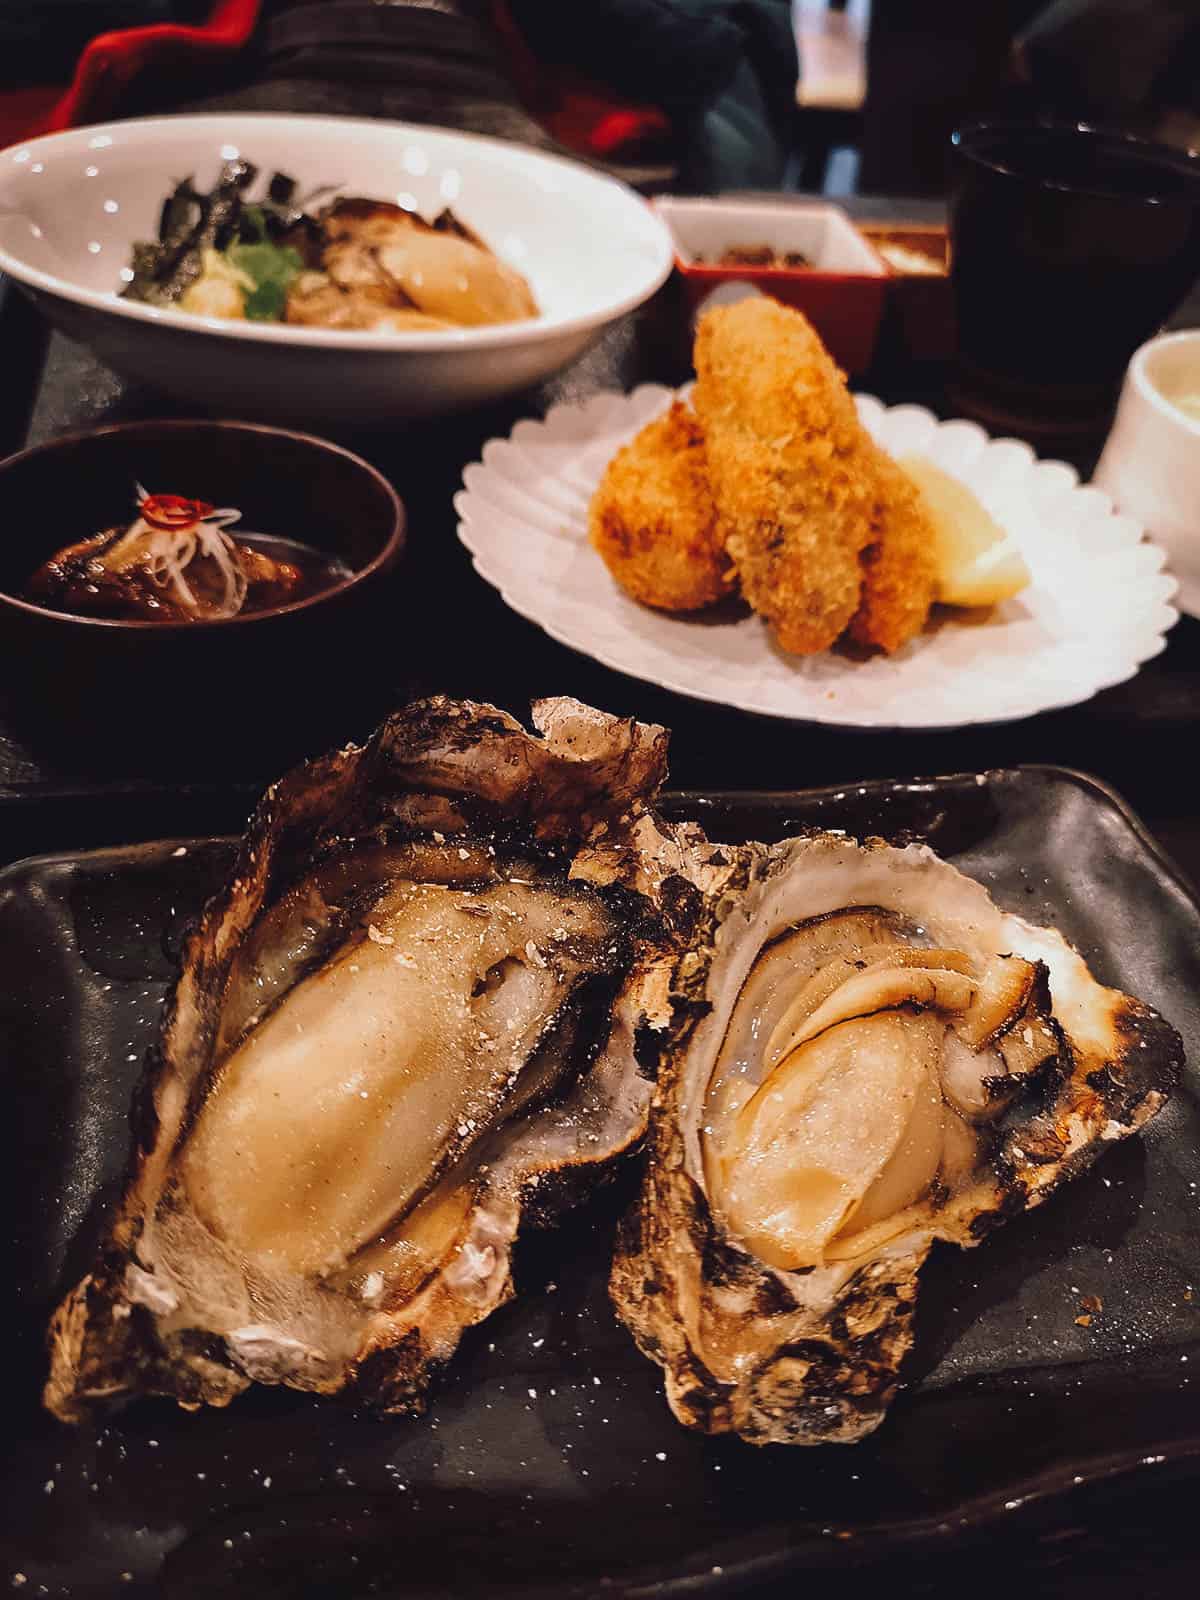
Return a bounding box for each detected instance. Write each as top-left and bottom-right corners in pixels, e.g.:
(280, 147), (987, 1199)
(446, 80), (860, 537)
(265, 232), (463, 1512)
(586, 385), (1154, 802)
(46, 696), (686, 1423)
(610, 831), (1183, 1446)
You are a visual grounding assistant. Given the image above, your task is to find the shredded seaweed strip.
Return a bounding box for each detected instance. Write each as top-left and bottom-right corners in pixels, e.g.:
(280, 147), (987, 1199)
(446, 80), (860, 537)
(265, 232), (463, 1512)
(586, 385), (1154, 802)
(122, 164), (317, 312)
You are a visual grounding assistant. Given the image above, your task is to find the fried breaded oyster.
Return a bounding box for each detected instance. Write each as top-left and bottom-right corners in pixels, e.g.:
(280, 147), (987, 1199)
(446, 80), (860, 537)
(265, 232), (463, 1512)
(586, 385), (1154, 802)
(589, 401), (735, 613)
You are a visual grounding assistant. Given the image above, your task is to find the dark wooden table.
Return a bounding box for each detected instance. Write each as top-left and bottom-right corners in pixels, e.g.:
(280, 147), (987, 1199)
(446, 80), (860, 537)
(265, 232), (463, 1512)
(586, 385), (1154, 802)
(2, 193), (1199, 1598)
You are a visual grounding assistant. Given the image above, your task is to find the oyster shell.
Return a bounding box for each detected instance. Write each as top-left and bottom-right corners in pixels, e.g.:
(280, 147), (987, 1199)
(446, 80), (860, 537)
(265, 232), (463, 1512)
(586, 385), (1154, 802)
(610, 831), (1183, 1446)
(46, 697), (679, 1422)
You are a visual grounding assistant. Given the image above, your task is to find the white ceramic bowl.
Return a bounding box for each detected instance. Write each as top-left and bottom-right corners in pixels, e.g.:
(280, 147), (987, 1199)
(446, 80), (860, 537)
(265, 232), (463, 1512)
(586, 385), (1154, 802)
(0, 114), (674, 424)
(1094, 329), (1200, 617)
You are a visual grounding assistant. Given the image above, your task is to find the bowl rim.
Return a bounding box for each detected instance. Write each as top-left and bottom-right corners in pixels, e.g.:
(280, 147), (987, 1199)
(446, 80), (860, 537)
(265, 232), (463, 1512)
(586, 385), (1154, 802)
(950, 117), (1200, 205)
(1128, 328), (1200, 439)
(0, 113), (675, 353)
(0, 417), (406, 631)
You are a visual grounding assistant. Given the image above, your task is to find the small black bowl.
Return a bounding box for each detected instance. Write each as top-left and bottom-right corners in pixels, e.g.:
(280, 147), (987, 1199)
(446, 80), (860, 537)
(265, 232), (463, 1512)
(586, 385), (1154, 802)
(0, 419), (404, 776)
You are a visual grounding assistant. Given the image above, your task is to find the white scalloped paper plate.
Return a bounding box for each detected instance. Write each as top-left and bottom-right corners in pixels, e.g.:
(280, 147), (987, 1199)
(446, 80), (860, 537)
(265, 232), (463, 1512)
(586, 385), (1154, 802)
(455, 385), (1178, 730)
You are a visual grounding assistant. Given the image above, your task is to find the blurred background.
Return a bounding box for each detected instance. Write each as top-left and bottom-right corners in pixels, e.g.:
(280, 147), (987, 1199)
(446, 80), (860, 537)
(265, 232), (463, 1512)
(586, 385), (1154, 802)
(793, 0), (1200, 198)
(3, 1), (1199, 192)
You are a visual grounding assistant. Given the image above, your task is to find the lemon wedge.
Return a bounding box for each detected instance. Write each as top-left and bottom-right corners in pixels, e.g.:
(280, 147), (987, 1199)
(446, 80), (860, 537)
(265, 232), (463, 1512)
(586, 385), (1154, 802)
(899, 455), (1031, 608)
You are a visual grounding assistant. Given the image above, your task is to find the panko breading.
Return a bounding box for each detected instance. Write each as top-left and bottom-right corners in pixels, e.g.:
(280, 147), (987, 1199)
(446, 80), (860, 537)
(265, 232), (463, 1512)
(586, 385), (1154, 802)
(846, 444), (939, 654)
(588, 401), (734, 612)
(692, 298), (879, 655)
(588, 298), (942, 658)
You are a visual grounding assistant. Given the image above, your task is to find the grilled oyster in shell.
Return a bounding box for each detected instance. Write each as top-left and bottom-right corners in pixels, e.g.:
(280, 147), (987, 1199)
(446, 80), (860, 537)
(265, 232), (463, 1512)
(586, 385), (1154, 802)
(46, 697), (681, 1423)
(611, 831), (1182, 1446)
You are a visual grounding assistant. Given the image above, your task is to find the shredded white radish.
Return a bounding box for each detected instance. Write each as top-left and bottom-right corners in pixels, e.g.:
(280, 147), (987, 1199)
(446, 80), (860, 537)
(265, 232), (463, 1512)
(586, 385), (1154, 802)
(98, 486), (249, 619)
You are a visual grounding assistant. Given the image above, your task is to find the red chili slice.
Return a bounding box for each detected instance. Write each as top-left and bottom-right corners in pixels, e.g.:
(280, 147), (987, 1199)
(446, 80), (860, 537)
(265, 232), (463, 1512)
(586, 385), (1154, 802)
(139, 493), (214, 529)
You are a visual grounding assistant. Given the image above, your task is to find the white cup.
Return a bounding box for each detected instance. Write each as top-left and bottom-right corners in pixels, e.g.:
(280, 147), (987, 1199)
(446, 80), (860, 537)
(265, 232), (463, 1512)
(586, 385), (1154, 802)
(1094, 329), (1200, 616)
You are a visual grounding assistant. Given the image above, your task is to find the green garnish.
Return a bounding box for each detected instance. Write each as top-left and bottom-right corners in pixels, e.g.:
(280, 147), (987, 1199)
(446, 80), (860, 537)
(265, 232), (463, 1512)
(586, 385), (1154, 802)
(226, 241), (304, 322)
(238, 204), (269, 244)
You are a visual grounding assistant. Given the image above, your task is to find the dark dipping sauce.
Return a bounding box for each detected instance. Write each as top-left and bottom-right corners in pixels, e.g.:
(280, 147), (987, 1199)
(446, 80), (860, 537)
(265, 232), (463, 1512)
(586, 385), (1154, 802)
(223, 532), (352, 610)
(25, 530), (352, 624)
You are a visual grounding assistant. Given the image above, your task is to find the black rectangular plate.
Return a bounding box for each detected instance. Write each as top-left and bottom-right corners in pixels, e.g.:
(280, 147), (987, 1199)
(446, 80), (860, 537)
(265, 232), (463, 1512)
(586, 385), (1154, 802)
(2, 767), (1199, 1599)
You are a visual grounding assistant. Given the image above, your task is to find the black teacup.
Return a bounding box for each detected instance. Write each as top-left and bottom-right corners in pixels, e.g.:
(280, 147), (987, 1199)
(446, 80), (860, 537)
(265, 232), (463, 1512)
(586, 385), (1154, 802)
(948, 120), (1200, 439)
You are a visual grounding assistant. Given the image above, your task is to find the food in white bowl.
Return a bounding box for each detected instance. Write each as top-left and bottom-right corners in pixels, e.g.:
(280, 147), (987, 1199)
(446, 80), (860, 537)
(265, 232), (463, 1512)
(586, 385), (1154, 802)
(124, 161), (537, 331)
(0, 115), (673, 423)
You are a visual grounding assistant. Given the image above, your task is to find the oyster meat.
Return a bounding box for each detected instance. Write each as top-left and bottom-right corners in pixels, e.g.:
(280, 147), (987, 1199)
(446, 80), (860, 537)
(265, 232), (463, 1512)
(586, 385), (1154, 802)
(611, 831), (1183, 1445)
(46, 697), (679, 1422)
